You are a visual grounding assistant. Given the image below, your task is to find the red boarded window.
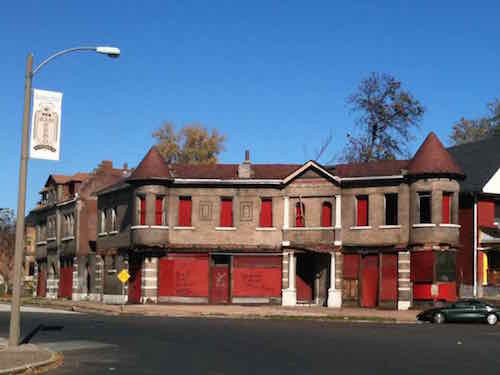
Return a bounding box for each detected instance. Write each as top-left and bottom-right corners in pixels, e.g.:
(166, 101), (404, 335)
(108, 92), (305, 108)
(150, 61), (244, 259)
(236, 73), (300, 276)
(178, 196), (192, 227)
(220, 198), (233, 227)
(356, 195), (368, 226)
(321, 202), (332, 227)
(139, 196), (146, 225)
(343, 254), (360, 279)
(295, 202), (305, 227)
(259, 198), (273, 227)
(411, 251), (435, 283)
(155, 196), (164, 225)
(442, 193), (452, 224)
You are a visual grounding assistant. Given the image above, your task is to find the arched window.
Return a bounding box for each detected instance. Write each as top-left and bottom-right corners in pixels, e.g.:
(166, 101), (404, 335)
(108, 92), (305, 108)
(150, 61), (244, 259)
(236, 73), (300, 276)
(295, 202), (305, 227)
(321, 202), (332, 227)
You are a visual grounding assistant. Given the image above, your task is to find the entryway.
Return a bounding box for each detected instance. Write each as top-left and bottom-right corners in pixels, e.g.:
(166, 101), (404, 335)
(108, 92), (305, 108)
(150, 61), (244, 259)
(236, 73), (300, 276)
(210, 255), (230, 304)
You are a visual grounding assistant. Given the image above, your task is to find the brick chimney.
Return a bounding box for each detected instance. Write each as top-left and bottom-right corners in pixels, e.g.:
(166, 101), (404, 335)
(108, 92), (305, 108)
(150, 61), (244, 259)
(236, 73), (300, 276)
(96, 160), (113, 175)
(238, 149), (253, 178)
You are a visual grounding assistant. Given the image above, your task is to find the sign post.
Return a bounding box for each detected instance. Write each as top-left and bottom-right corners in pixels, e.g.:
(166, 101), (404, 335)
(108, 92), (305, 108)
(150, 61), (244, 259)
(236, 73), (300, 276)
(117, 269), (130, 312)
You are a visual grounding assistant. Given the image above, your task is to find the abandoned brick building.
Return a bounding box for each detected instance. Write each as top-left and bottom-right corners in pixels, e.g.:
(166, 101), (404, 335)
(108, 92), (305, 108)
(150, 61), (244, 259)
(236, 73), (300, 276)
(31, 161), (129, 301)
(32, 132), (464, 309)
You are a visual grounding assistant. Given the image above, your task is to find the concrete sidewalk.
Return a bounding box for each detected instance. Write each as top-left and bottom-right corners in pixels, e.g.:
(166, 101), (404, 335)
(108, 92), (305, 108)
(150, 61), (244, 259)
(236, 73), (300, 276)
(10, 297), (421, 323)
(0, 339), (60, 374)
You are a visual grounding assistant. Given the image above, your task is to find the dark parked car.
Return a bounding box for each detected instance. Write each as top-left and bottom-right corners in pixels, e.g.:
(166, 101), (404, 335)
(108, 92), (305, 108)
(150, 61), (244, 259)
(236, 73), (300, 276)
(417, 299), (499, 325)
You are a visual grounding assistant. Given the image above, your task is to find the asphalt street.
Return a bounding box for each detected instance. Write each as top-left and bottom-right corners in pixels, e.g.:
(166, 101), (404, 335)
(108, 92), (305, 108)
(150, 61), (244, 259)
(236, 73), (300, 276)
(1, 306), (500, 374)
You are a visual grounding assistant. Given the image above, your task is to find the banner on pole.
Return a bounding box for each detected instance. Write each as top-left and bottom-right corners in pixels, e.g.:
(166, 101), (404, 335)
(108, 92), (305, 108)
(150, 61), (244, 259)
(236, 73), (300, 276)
(30, 89), (63, 160)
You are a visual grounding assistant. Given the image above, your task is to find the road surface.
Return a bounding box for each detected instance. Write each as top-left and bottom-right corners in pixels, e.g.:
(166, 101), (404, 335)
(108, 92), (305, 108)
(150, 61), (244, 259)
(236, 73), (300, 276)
(1, 304), (499, 374)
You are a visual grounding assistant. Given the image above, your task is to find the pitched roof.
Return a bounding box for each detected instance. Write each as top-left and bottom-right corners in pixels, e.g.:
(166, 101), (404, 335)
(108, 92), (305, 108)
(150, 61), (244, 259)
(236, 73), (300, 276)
(46, 172), (89, 186)
(330, 160), (409, 178)
(407, 132), (463, 176)
(127, 146), (172, 181)
(170, 164), (301, 180)
(448, 135), (500, 193)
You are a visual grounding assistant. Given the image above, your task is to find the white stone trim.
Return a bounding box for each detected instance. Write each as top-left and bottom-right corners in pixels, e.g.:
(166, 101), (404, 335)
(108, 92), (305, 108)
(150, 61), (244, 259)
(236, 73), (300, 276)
(284, 227), (334, 231)
(151, 225), (170, 230)
(131, 225), (149, 230)
(398, 287), (411, 291)
(97, 232), (108, 237)
(36, 241), (47, 245)
(342, 175), (403, 181)
(439, 223), (461, 228)
(61, 236), (75, 241)
(283, 160), (341, 184)
(378, 225), (402, 229)
(173, 226), (195, 230)
(215, 227), (237, 231)
(398, 301), (410, 310)
(283, 196), (290, 229)
(256, 227), (277, 231)
(350, 226), (373, 230)
(47, 237), (56, 242)
(108, 230), (119, 235)
(335, 194), (341, 228)
(412, 223), (437, 228)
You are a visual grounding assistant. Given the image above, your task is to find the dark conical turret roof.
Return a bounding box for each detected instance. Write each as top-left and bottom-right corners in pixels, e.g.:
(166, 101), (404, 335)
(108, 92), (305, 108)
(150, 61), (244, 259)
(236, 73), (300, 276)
(127, 146), (172, 181)
(407, 132), (463, 176)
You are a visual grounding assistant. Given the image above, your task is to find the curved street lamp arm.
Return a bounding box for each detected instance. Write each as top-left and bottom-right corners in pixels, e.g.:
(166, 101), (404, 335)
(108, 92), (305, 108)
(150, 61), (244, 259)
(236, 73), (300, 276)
(32, 46), (98, 76)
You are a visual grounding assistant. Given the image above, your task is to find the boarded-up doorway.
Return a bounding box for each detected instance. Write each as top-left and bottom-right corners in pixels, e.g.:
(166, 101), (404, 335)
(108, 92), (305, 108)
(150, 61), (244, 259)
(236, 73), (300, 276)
(361, 254), (378, 308)
(210, 255), (230, 304)
(128, 255), (142, 304)
(296, 254), (314, 303)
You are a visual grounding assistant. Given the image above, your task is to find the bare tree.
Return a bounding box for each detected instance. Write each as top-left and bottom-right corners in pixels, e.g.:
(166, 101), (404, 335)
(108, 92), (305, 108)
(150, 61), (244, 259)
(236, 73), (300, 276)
(342, 72), (425, 163)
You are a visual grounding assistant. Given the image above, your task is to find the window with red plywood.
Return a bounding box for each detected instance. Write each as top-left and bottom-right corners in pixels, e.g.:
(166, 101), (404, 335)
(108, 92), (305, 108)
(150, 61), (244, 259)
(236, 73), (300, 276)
(220, 198), (233, 227)
(295, 202), (305, 227)
(442, 192), (452, 224)
(259, 198), (273, 227)
(178, 196), (192, 227)
(155, 196), (164, 225)
(356, 195), (369, 226)
(139, 196), (146, 225)
(321, 202), (332, 227)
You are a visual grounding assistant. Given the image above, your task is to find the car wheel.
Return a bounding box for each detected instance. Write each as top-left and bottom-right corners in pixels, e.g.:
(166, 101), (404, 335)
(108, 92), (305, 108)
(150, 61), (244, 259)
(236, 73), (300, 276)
(433, 312), (445, 324)
(486, 314), (498, 326)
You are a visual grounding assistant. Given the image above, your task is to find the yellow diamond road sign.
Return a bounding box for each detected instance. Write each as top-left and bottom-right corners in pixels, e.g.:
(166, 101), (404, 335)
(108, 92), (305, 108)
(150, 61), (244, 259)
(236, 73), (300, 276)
(117, 269), (130, 284)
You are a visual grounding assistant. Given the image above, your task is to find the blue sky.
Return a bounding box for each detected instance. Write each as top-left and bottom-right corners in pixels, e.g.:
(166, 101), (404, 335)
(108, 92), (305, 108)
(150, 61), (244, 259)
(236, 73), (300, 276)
(1, 1), (499, 214)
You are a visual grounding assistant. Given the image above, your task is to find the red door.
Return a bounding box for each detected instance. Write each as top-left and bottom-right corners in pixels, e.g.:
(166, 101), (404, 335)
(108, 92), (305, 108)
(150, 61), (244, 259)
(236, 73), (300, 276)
(361, 255), (379, 308)
(128, 256), (142, 304)
(37, 268), (47, 297)
(58, 263), (73, 299)
(296, 255), (313, 302)
(210, 266), (229, 304)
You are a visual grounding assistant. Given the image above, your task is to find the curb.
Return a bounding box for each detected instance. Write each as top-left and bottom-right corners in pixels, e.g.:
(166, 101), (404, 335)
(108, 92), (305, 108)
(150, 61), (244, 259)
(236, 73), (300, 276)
(0, 351), (61, 375)
(2, 298), (418, 325)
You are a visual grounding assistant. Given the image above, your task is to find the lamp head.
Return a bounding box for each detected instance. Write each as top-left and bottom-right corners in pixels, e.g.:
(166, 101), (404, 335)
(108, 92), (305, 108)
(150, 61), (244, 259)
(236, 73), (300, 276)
(96, 46), (120, 58)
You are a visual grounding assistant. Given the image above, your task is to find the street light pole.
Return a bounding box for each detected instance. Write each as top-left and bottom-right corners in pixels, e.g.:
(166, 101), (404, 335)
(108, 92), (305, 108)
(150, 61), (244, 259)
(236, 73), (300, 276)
(8, 46), (120, 347)
(8, 53), (33, 347)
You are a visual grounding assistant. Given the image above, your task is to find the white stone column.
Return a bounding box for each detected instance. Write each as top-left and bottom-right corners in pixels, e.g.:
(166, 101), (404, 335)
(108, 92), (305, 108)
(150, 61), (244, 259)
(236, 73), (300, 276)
(328, 252), (342, 307)
(283, 196), (290, 229)
(141, 257), (158, 304)
(335, 195), (341, 229)
(282, 251), (296, 306)
(33, 262), (38, 297)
